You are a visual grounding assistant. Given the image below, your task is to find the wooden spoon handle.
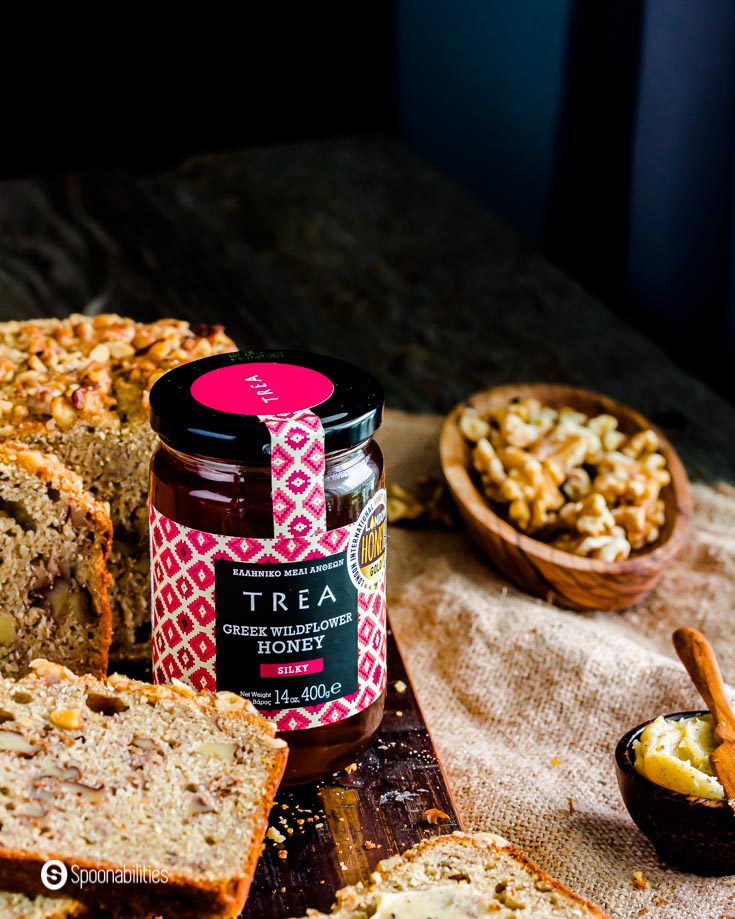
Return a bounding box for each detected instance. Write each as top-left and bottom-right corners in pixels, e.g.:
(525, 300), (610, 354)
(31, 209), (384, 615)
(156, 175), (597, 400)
(673, 627), (735, 742)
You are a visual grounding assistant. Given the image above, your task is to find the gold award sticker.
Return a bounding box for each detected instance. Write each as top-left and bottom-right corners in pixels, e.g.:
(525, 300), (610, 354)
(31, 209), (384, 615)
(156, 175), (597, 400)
(348, 488), (387, 592)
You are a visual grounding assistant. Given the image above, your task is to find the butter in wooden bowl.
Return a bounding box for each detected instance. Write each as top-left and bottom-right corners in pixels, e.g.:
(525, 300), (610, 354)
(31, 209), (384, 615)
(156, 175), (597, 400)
(616, 711), (735, 875)
(633, 714), (724, 800)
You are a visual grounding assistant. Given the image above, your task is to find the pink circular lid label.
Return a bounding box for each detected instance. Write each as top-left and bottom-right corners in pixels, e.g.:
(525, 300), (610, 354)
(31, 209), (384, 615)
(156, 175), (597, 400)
(190, 362), (334, 415)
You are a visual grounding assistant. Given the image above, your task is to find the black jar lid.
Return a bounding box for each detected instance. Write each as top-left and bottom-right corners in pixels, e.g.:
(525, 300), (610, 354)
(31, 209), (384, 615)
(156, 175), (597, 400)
(149, 350), (384, 461)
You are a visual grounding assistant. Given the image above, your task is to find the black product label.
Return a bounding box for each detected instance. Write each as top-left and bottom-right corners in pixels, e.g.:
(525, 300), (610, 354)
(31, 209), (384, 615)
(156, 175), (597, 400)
(214, 552), (358, 710)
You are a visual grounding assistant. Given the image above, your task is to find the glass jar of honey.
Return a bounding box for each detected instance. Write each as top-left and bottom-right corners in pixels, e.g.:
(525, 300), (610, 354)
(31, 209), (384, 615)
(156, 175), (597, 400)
(148, 350), (387, 784)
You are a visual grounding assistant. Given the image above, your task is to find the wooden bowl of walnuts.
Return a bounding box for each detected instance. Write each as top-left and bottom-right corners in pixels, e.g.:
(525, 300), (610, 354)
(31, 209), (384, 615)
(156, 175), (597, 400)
(439, 383), (692, 611)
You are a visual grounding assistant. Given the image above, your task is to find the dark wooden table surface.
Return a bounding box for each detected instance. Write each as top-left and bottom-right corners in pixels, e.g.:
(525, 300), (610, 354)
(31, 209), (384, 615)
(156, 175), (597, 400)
(0, 137), (733, 916)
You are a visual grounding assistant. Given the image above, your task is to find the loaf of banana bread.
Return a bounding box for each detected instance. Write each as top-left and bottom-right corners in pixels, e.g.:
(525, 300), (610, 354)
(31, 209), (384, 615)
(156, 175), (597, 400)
(0, 443), (111, 678)
(0, 314), (236, 660)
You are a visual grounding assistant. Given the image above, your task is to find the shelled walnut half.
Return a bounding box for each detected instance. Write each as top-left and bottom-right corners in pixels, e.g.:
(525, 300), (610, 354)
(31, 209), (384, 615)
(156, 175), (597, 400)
(458, 399), (670, 562)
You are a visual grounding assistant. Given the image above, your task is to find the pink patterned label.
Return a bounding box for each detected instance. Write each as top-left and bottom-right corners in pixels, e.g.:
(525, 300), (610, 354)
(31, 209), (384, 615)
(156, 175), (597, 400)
(258, 410), (328, 538)
(150, 406), (386, 731)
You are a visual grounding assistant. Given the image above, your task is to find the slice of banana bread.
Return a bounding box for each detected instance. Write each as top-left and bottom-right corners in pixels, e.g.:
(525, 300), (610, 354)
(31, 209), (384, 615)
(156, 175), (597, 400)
(0, 314), (236, 660)
(0, 658), (287, 918)
(0, 443), (111, 678)
(297, 832), (608, 918)
(0, 892), (84, 918)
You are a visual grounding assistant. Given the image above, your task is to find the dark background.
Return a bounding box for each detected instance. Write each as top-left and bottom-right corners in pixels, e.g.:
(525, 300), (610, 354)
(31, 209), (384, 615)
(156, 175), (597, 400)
(1, 2), (733, 403)
(0, 8), (398, 178)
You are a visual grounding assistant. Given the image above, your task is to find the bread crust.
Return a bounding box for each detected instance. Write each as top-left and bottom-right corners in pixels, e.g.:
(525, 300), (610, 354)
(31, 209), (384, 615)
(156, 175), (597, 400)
(0, 662), (288, 918)
(0, 314), (236, 435)
(0, 853), (247, 919)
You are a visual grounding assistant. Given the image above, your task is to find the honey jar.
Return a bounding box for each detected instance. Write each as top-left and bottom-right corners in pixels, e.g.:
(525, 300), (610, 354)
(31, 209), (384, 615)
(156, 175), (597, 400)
(148, 350), (387, 783)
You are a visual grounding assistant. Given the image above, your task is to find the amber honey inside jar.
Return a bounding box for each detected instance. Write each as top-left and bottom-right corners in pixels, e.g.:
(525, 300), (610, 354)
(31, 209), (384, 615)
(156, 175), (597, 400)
(148, 351), (387, 784)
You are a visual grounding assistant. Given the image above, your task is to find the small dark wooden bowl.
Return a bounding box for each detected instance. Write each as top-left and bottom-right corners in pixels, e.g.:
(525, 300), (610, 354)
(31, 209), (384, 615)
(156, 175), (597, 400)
(615, 711), (735, 875)
(439, 384), (692, 611)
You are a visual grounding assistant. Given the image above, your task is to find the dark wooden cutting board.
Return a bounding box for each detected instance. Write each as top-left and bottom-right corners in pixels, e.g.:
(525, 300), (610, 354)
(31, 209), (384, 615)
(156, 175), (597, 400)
(240, 625), (463, 918)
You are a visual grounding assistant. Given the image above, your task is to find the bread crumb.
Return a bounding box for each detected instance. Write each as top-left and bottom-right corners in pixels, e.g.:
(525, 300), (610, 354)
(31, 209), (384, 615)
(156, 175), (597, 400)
(278, 849), (288, 860)
(394, 680), (407, 693)
(344, 762), (358, 774)
(422, 807), (450, 825)
(364, 840), (382, 849)
(631, 870), (649, 890)
(266, 826), (286, 844)
(396, 710), (403, 717)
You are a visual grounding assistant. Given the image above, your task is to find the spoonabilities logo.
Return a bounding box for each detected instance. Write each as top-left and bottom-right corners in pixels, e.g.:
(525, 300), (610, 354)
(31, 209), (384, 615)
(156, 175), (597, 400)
(41, 860), (68, 890)
(42, 860), (169, 890)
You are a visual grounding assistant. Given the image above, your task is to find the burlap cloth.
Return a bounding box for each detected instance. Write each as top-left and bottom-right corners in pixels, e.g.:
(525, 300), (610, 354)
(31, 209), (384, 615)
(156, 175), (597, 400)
(379, 410), (735, 919)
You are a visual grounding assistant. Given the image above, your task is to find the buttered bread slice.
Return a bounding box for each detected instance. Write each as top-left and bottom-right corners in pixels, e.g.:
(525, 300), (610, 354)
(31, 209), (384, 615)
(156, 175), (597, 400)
(298, 832), (608, 918)
(0, 659), (287, 918)
(0, 443), (111, 678)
